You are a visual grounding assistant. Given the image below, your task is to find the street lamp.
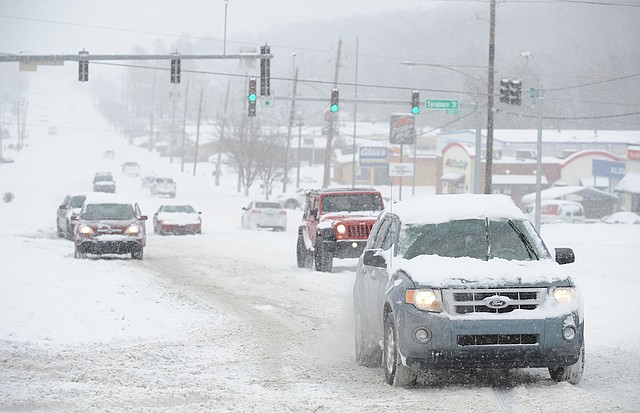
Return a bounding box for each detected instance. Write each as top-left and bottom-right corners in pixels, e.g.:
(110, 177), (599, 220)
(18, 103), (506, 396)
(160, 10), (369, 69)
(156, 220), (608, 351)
(223, 0), (229, 56)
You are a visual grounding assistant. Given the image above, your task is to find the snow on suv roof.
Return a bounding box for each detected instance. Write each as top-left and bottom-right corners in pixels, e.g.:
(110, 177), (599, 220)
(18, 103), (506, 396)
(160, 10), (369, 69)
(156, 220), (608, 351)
(388, 194), (526, 224)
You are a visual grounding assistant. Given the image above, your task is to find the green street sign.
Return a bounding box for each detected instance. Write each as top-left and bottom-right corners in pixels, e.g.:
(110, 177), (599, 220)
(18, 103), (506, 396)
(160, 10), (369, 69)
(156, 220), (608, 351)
(425, 99), (459, 114)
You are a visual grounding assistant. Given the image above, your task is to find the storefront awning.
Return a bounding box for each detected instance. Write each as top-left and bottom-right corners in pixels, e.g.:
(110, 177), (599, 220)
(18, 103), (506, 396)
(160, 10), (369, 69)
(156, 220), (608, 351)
(440, 172), (464, 182)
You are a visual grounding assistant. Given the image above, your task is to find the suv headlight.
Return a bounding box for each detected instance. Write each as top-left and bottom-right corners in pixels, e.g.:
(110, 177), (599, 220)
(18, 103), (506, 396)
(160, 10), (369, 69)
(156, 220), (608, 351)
(125, 224), (141, 235)
(336, 224), (346, 234)
(406, 289), (443, 313)
(551, 287), (576, 303)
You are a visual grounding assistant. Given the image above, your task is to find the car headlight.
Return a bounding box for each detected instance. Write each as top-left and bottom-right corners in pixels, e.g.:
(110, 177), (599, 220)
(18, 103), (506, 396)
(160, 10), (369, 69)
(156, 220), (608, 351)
(78, 225), (94, 235)
(125, 224), (141, 235)
(336, 224), (346, 234)
(406, 289), (443, 313)
(552, 287), (576, 303)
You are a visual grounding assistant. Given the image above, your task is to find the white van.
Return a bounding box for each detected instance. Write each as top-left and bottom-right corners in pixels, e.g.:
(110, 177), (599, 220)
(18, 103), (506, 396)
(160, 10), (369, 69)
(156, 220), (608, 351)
(525, 200), (585, 224)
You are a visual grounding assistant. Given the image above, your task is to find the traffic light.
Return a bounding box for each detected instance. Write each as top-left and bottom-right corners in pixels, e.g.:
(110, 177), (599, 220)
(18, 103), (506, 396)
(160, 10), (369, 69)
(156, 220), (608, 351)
(499, 78), (509, 103)
(248, 78), (257, 117)
(260, 44), (271, 96)
(170, 54), (181, 84)
(330, 88), (339, 113)
(78, 50), (89, 82)
(509, 79), (522, 106)
(411, 90), (420, 114)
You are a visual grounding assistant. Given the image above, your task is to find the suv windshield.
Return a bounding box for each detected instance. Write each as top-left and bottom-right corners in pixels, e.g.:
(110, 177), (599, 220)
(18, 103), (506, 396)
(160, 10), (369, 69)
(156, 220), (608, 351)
(321, 194), (382, 213)
(399, 218), (550, 261)
(82, 203), (135, 220)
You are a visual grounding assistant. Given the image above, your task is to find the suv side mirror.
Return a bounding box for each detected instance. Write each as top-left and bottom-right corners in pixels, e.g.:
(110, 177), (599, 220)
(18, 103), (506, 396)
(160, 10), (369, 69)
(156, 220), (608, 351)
(555, 247), (575, 265)
(362, 249), (387, 268)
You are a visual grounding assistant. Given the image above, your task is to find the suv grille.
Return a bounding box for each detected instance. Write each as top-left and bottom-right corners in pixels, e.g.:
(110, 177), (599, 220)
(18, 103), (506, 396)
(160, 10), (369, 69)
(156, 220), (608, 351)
(344, 222), (373, 239)
(457, 334), (539, 346)
(443, 288), (546, 315)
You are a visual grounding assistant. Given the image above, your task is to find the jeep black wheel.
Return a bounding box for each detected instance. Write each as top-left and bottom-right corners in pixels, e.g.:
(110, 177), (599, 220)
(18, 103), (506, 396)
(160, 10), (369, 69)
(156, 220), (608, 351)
(314, 238), (333, 272)
(296, 235), (313, 268)
(383, 312), (417, 387)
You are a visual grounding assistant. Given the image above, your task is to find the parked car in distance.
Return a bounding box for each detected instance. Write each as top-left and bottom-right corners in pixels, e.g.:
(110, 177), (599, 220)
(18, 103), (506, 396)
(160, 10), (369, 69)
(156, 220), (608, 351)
(296, 187), (384, 272)
(48, 126), (58, 136)
(150, 177), (176, 198)
(121, 161), (141, 177)
(102, 150), (115, 159)
(153, 204), (202, 235)
(56, 193), (87, 239)
(93, 171), (116, 193)
(241, 201), (287, 231)
(276, 188), (308, 209)
(525, 200), (585, 224)
(354, 194), (583, 387)
(600, 211), (640, 224)
(141, 175), (156, 188)
(72, 194), (147, 259)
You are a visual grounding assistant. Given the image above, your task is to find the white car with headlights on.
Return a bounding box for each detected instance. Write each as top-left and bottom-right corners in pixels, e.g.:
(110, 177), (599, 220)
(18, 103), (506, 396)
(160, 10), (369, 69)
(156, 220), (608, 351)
(353, 194), (583, 387)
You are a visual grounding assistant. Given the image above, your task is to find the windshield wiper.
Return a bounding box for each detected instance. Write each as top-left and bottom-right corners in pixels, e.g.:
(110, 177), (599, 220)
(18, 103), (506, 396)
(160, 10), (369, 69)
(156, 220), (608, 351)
(507, 220), (539, 260)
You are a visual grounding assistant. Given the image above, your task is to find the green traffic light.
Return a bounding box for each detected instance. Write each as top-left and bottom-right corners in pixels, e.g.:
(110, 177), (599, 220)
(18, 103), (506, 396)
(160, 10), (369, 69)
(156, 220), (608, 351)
(330, 104), (339, 113)
(412, 106), (420, 115)
(249, 93), (257, 102)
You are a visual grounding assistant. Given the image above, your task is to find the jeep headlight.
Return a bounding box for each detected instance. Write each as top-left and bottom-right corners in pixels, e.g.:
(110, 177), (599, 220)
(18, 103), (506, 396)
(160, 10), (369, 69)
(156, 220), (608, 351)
(125, 224), (141, 235)
(336, 224), (346, 234)
(406, 289), (443, 313)
(552, 287), (575, 303)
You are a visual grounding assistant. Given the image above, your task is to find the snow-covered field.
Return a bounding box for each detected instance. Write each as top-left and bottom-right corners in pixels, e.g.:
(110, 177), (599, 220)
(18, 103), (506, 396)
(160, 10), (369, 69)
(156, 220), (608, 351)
(1, 76), (639, 412)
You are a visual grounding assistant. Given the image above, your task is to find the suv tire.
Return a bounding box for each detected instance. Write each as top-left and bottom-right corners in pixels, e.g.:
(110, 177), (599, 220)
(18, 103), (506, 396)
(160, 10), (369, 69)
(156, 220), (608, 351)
(355, 310), (382, 367)
(384, 313), (417, 387)
(549, 344), (584, 384)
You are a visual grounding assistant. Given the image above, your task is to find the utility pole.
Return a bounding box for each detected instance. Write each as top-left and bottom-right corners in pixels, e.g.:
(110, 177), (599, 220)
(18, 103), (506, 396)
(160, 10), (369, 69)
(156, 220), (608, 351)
(322, 38), (342, 189)
(148, 71), (156, 152)
(170, 89), (177, 164)
(534, 88), (545, 232)
(283, 67), (299, 193)
(181, 81), (190, 173)
(216, 79), (231, 186)
(484, 0), (496, 194)
(193, 88), (203, 176)
(351, 37), (359, 188)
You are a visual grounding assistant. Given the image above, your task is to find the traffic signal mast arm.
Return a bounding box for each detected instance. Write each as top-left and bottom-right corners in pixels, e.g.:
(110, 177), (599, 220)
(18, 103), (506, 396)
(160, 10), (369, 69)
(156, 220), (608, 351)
(0, 52), (273, 63)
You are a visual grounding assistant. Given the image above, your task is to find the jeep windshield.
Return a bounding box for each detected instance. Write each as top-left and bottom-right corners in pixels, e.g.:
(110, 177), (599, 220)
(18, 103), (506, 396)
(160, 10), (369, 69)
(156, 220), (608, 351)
(399, 218), (550, 261)
(321, 194), (382, 213)
(82, 203), (135, 220)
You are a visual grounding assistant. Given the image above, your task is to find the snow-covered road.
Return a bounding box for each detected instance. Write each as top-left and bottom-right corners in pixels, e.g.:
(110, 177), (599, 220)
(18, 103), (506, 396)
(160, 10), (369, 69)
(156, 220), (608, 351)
(1, 78), (639, 412)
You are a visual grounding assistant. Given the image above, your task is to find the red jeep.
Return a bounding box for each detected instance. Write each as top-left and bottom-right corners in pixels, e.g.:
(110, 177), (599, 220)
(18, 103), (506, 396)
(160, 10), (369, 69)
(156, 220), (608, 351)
(297, 188), (384, 272)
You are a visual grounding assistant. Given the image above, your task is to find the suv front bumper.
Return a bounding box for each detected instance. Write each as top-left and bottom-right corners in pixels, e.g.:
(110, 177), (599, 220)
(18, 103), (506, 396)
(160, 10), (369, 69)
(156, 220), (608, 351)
(396, 305), (584, 369)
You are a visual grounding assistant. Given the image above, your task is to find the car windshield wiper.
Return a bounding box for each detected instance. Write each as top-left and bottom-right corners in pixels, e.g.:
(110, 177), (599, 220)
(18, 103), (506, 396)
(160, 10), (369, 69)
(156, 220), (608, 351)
(507, 220), (539, 260)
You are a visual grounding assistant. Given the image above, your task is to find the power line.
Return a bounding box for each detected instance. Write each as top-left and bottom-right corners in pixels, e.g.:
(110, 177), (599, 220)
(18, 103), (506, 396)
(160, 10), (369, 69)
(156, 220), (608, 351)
(546, 72), (640, 92)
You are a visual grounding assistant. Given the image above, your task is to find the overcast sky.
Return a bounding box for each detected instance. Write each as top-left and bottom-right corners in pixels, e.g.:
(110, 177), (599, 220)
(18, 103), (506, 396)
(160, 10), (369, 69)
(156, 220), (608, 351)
(0, 0), (419, 54)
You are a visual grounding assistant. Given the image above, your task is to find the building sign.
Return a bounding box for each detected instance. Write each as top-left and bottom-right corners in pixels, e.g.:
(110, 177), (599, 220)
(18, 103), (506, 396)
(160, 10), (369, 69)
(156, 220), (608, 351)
(389, 114), (415, 145)
(388, 163), (414, 177)
(359, 146), (387, 167)
(629, 147), (640, 161)
(592, 159), (626, 179)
